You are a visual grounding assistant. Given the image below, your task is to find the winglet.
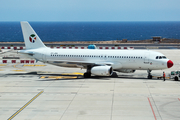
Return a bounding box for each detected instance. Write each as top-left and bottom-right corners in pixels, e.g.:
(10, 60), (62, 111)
(20, 21), (46, 49)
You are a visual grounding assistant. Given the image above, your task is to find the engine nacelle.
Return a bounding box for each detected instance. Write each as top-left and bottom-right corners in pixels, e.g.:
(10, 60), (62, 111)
(117, 69), (136, 73)
(91, 66), (113, 76)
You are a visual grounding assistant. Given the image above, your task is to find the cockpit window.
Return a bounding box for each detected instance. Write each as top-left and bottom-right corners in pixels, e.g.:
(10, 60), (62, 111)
(162, 56), (166, 59)
(155, 56), (167, 59)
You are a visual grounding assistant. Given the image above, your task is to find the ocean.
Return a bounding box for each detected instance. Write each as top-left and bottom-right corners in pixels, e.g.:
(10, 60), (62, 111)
(0, 21), (180, 42)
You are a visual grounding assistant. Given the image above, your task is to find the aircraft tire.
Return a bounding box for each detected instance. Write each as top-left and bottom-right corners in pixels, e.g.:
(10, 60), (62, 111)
(174, 76), (178, 81)
(84, 72), (91, 78)
(148, 75), (152, 79)
(111, 72), (118, 77)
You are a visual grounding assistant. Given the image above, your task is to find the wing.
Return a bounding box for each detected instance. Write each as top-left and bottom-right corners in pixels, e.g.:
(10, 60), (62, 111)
(48, 60), (114, 68)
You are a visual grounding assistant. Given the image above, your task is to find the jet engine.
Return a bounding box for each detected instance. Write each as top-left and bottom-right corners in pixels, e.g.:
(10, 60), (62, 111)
(91, 66), (113, 76)
(117, 69), (136, 73)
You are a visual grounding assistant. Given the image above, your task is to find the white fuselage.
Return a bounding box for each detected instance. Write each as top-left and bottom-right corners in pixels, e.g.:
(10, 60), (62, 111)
(19, 21), (174, 77)
(22, 47), (170, 71)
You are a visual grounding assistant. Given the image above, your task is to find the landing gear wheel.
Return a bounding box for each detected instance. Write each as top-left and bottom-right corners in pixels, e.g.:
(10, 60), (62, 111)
(84, 72), (91, 78)
(148, 75), (152, 79)
(111, 72), (118, 77)
(175, 76), (178, 81)
(147, 70), (152, 79)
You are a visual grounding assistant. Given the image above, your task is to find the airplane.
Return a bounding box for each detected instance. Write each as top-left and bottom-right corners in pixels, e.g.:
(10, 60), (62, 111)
(18, 21), (174, 79)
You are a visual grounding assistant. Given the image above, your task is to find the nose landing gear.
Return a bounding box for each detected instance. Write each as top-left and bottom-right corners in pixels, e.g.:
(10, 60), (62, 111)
(147, 70), (152, 79)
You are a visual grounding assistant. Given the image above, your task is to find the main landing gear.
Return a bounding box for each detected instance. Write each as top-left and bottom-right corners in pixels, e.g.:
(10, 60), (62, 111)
(83, 65), (91, 78)
(147, 70), (152, 79)
(84, 72), (91, 78)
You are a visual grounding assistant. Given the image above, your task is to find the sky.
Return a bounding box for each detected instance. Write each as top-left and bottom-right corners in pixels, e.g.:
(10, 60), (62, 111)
(0, 0), (180, 21)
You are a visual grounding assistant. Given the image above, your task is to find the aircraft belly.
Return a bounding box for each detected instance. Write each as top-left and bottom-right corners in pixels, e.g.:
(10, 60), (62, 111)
(121, 61), (158, 70)
(120, 61), (137, 69)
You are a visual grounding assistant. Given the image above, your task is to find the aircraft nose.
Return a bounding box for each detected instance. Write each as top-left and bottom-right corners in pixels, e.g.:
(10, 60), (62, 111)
(167, 60), (173, 68)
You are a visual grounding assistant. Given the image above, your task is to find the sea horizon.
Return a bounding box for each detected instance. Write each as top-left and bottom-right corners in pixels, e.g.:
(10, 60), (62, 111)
(0, 21), (180, 42)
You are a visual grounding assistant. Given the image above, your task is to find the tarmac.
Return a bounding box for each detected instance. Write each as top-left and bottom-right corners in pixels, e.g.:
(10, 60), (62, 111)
(0, 49), (180, 120)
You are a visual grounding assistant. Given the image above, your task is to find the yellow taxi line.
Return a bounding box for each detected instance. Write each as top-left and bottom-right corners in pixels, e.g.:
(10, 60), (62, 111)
(13, 63), (20, 69)
(0, 64), (7, 66)
(40, 76), (77, 79)
(61, 72), (84, 75)
(23, 65), (34, 66)
(23, 64), (46, 67)
(7, 91), (44, 120)
(35, 65), (46, 66)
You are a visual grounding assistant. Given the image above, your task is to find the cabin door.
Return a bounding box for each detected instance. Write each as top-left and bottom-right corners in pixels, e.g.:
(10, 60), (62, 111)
(42, 54), (46, 62)
(144, 52), (149, 64)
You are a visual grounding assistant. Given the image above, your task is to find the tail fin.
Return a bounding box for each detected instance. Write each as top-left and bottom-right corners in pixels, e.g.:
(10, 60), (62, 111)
(20, 21), (46, 49)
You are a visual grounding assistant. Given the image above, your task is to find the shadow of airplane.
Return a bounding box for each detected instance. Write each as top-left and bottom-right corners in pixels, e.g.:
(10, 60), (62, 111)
(4, 71), (178, 82)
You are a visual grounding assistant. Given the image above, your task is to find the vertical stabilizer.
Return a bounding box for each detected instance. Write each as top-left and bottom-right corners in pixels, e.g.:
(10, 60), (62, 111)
(21, 21), (46, 49)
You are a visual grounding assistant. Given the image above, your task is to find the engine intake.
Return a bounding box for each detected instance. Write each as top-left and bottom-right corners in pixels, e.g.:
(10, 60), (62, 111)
(91, 66), (113, 76)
